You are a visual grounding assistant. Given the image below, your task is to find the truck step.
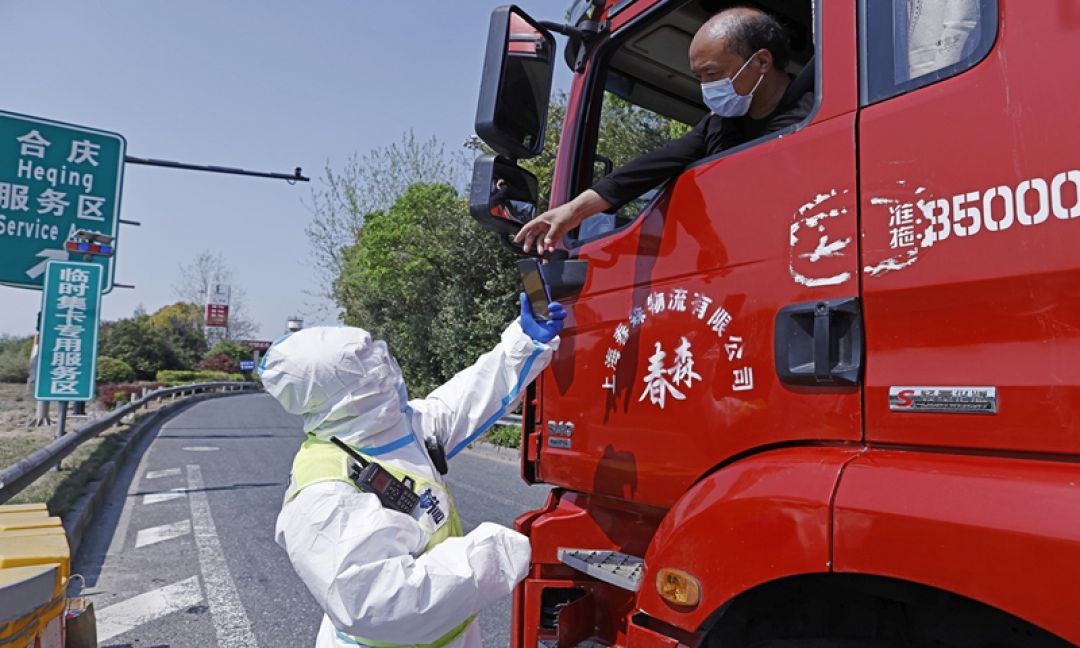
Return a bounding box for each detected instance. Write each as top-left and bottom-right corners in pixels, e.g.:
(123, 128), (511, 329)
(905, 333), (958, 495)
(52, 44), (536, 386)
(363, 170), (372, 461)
(557, 548), (644, 592)
(538, 640), (611, 648)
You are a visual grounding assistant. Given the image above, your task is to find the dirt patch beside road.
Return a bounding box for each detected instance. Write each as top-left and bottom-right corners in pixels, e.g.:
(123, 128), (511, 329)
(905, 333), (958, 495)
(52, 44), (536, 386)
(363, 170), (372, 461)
(0, 382), (162, 516)
(0, 382), (52, 467)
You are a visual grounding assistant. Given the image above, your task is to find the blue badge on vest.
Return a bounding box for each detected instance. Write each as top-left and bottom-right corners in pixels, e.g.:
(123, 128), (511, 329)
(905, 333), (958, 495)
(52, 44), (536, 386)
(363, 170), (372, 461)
(418, 488), (446, 525)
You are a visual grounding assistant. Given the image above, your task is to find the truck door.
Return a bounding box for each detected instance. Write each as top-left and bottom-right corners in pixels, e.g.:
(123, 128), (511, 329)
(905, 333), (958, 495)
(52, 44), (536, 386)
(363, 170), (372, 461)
(535, 0), (862, 506)
(858, 0), (1080, 455)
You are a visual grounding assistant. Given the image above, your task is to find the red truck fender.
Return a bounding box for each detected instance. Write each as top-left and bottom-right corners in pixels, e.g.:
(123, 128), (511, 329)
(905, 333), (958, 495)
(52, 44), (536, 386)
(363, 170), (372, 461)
(833, 449), (1080, 645)
(636, 445), (862, 633)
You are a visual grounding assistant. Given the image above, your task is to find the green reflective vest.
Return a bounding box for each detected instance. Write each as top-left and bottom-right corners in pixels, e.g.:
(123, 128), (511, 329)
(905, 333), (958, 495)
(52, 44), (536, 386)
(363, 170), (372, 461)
(286, 436), (474, 648)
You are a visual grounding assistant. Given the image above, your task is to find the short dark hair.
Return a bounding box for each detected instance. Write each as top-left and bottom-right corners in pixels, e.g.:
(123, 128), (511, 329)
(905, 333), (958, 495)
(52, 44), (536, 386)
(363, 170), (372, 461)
(722, 8), (791, 71)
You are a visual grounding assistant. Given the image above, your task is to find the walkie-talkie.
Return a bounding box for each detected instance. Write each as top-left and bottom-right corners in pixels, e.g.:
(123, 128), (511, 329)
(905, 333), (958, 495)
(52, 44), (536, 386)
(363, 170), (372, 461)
(330, 437), (420, 515)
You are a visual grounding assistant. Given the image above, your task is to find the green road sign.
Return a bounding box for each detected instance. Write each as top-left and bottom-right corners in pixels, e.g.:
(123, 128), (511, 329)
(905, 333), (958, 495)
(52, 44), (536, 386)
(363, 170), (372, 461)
(0, 111), (125, 292)
(34, 261), (102, 402)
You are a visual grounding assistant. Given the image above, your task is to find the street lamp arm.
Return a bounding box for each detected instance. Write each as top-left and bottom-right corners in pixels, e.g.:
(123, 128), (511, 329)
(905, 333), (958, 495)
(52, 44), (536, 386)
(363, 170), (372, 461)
(124, 155), (310, 183)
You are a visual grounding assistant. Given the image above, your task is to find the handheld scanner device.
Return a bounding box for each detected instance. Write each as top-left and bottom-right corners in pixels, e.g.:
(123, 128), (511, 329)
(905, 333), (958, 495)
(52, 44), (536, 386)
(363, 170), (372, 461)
(517, 258), (552, 321)
(330, 436), (420, 515)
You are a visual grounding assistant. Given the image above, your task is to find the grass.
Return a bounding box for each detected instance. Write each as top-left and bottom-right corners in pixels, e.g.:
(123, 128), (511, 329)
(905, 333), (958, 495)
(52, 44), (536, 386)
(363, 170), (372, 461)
(5, 409), (157, 519)
(485, 424), (521, 449)
(0, 433), (53, 469)
(0, 383), (56, 483)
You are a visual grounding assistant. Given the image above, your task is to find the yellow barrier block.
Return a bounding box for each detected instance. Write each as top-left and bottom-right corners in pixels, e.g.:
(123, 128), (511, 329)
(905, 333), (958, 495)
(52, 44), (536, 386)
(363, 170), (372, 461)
(0, 527), (66, 540)
(0, 533), (70, 576)
(0, 513), (62, 532)
(0, 563), (64, 646)
(0, 564), (61, 620)
(0, 506), (70, 646)
(0, 503), (48, 514)
(0, 597), (64, 646)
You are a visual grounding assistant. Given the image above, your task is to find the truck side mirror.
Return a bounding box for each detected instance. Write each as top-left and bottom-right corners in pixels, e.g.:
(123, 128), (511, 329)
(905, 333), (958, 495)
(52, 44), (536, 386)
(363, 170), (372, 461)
(469, 153), (539, 248)
(475, 6), (556, 160)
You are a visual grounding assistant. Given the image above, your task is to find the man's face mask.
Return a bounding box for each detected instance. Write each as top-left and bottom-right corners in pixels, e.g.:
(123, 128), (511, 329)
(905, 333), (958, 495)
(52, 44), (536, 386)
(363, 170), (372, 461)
(701, 54), (765, 117)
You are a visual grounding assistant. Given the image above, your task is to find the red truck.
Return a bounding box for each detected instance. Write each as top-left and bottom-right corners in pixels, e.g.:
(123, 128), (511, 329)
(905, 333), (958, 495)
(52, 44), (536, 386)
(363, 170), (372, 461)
(469, 1), (1080, 646)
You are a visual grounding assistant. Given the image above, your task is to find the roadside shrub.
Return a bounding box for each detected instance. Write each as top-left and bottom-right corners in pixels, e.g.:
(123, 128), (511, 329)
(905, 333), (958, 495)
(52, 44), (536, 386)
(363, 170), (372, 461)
(205, 339), (251, 364)
(486, 425), (521, 449)
(155, 370), (246, 387)
(0, 334), (33, 383)
(98, 316), (170, 380)
(97, 356), (136, 384)
(96, 382), (161, 409)
(197, 353), (237, 373)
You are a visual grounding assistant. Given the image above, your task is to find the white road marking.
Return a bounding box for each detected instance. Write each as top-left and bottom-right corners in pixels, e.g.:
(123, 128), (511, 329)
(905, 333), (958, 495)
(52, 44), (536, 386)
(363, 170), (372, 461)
(187, 464), (259, 647)
(106, 456), (149, 557)
(145, 467), (182, 479)
(95, 576), (204, 642)
(135, 519), (192, 548)
(143, 488), (187, 504)
(183, 446), (220, 452)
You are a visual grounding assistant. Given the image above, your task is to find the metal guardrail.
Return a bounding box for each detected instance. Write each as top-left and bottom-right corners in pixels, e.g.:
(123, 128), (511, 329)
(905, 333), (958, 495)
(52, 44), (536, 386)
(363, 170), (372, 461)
(0, 382), (260, 503)
(496, 413), (522, 426)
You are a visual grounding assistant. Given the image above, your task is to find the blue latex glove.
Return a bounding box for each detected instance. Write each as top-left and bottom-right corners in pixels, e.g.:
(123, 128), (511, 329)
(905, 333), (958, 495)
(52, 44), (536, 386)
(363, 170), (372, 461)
(519, 292), (566, 343)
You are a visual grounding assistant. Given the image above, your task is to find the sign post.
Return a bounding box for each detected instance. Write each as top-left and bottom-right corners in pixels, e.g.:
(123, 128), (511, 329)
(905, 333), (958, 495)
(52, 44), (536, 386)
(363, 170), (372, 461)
(204, 282), (230, 344)
(0, 111), (125, 292)
(34, 261), (103, 414)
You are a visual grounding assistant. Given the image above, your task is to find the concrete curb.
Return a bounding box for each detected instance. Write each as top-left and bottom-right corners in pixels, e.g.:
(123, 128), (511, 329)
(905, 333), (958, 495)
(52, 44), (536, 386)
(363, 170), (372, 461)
(62, 391), (244, 559)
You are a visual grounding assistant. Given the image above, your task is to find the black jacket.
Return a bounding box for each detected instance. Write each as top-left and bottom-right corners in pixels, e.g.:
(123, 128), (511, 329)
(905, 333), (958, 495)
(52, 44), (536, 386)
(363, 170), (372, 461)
(591, 89), (814, 209)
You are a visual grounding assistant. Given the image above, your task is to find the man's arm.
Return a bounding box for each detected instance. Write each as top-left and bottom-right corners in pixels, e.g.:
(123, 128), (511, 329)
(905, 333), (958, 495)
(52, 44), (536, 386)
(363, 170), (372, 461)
(409, 319), (559, 458)
(516, 118), (709, 254)
(515, 189), (611, 254)
(277, 482), (530, 644)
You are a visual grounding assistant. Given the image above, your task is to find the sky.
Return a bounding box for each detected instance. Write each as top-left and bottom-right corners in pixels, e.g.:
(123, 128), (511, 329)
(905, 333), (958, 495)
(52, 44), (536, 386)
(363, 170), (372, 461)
(0, 1), (572, 339)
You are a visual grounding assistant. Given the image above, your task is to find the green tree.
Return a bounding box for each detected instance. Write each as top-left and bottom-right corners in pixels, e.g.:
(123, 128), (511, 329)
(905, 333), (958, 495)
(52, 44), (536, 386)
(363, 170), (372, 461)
(172, 252), (258, 342)
(323, 95), (689, 395)
(96, 356), (136, 384)
(148, 302), (207, 370)
(594, 93), (692, 170)
(205, 339), (251, 364)
(517, 91), (691, 211)
(99, 317), (170, 380)
(0, 334), (33, 383)
(307, 132), (473, 307)
(335, 183), (517, 396)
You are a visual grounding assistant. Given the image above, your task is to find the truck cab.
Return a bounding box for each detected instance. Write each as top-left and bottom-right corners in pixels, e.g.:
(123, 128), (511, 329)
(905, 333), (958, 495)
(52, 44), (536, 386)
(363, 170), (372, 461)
(470, 1), (1080, 646)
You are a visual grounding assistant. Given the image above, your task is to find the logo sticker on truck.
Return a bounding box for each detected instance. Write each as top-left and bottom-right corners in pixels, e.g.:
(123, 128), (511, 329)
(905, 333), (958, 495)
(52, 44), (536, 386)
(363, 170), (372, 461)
(889, 386), (998, 414)
(864, 168), (1080, 277)
(788, 188), (855, 288)
(599, 289), (753, 408)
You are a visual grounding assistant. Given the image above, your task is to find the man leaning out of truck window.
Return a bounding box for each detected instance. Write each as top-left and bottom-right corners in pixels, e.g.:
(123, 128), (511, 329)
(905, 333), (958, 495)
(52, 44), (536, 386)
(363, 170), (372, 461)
(516, 6), (813, 254)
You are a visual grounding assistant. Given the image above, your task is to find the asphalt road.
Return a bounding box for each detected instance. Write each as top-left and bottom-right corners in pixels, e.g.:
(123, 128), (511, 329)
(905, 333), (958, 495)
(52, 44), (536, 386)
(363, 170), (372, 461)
(73, 392), (550, 647)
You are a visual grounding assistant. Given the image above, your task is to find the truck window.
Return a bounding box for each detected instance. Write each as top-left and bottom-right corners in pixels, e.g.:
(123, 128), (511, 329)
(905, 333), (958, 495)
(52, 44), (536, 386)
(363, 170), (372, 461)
(569, 0), (815, 245)
(576, 83), (695, 241)
(860, 0), (998, 105)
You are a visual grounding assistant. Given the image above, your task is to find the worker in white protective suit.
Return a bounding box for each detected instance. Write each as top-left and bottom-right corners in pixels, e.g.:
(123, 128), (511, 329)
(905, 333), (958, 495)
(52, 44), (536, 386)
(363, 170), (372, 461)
(264, 293), (566, 648)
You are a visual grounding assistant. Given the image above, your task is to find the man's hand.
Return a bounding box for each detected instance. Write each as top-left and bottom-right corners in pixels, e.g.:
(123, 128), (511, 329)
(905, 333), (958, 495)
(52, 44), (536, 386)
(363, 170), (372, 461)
(514, 190), (611, 254)
(514, 202), (577, 255)
(519, 293), (566, 343)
